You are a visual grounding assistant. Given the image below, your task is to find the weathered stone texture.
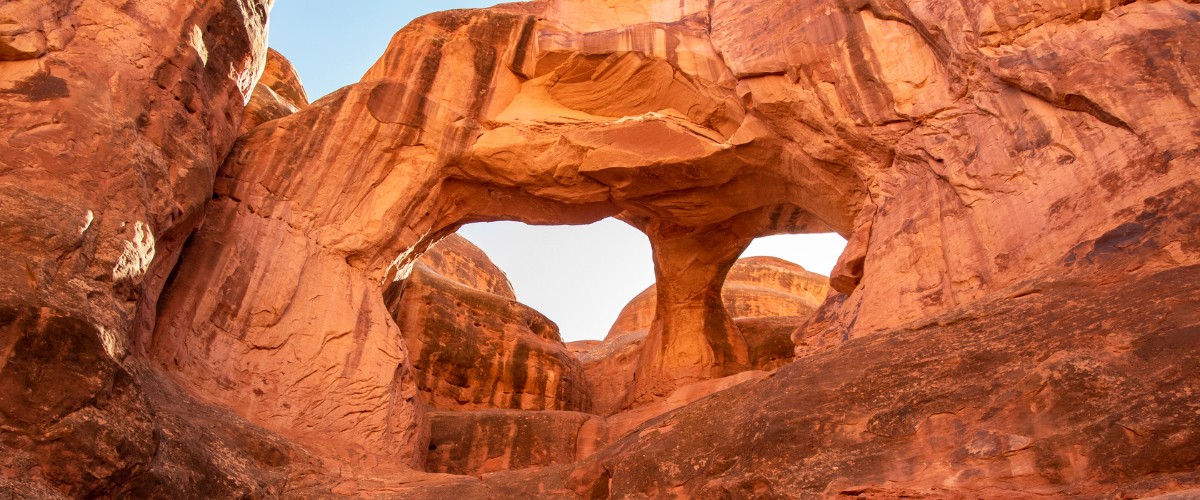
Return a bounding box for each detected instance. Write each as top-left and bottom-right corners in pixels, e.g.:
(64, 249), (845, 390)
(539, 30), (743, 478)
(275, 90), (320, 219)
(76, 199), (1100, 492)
(386, 248), (589, 412)
(3, 0), (1199, 496)
(1, 0), (274, 495)
(584, 255), (832, 415)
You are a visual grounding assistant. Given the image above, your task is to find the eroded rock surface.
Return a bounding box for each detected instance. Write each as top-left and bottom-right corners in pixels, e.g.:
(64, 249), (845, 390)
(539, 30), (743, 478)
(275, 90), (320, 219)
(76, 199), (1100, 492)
(383, 187), (1200, 498)
(385, 235), (589, 412)
(584, 255), (832, 415)
(426, 410), (604, 476)
(241, 47), (309, 132)
(153, 0), (1200, 490)
(415, 234), (516, 300)
(3, 0), (1199, 496)
(0, 0), (275, 495)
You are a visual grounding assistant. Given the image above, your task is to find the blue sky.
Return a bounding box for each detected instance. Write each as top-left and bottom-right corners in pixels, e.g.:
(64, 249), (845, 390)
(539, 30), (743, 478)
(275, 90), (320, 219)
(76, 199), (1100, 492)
(266, 3), (847, 342)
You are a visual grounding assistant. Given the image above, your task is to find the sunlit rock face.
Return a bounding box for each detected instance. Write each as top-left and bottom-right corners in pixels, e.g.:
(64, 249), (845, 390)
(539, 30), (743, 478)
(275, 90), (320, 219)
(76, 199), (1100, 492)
(385, 235), (590, 413)
(241, 47), (309, 132)
(608, 256), (830, 337)
(413, 234), (516, 300)
(582, 256), (832, 415)
(3, 0), (1199, 496)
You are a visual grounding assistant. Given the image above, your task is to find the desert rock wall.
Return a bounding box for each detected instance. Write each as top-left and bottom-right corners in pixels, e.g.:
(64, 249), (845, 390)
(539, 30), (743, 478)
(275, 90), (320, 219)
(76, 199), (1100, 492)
(0, 0), (274, 494)
(1, 0), (1197, 496)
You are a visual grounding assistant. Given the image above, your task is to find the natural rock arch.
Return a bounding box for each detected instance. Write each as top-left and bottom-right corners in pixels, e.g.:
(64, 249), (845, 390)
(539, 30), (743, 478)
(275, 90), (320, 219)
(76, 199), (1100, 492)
(147, 3), (862, 467)
(146, 0), (1200, 472)
(145, 6), (849, 467)
(1, 0), (1197, 495)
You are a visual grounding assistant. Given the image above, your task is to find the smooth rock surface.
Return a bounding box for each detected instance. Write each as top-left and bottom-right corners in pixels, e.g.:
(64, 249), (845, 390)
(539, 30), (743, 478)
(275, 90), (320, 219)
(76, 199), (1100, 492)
(241, 47), (309, 132)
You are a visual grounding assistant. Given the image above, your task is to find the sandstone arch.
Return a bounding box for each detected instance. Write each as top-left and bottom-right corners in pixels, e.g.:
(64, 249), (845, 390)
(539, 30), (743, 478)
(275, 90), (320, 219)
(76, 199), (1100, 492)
(4, 0), (1197, 495)
(148, 3), (860, 467)
(148, 0), (1200, 472)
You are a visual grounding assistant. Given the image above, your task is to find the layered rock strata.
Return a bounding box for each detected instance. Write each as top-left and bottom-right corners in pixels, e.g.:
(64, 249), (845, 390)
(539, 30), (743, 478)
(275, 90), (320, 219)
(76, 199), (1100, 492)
(385, 235), (589, 412)
(426, 410), (604, 475)
(414, 234), (516, 300)
(608, 256), (829, 336)
(406, 194), (1200, 497)
(150, 0), (1200, 482)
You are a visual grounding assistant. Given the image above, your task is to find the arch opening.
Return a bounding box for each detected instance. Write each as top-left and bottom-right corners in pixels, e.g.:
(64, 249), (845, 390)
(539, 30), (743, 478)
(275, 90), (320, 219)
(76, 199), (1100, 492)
(741, 233), (848, 277)
(395, 218), (853, 476)
(457, 218), (654, 343)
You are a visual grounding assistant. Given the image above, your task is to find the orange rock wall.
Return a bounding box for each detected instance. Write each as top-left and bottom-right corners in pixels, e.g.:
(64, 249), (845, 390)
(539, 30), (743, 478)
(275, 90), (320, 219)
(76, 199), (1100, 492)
(426, 410), (603, 475)
(386, 264), (589, 412)
(609, 256), (830, 336)
(0, 0), (276, 495)
(150, 0), (1199, 471)
(415, 234), (516, 300)
(586, 255), (832, 414)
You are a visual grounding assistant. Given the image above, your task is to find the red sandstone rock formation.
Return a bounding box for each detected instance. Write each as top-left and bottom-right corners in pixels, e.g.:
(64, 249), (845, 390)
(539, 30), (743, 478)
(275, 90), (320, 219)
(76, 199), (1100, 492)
(584, 255), (832, 415)
(426, 410), (605, 475)
(414, 234), (516, 300)
(385, 235), (589, 413)
(241, 47), (309, 133)
(0, 0), (278, 495)
(609, 256), (829, 336)
(725, 256), (829, 318)
(2, 0), (1198, 497)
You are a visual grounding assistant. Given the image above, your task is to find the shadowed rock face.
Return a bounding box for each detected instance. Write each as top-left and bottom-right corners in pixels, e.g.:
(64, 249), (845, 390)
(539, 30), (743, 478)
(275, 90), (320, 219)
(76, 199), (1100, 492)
(2, 0), (1199, 497)
(0, 0), (275, 495)
(426, 410), (604, 476)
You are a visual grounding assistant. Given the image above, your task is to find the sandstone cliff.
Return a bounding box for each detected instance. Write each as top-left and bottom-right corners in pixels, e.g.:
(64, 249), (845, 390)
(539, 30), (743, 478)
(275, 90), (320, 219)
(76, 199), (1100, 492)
(0, 0), (279, 494)
(385, 235), (590, 413)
